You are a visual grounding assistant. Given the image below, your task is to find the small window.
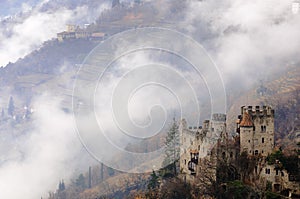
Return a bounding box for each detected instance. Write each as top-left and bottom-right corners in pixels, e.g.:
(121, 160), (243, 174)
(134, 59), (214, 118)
(262, 150), (264, 154)
(255, 150), (258, 155)
(276, 170), (279, 175)
(253, 126), (255, 131)
(222, 152), (226, 159)
(230, 152), (233, 158)
(248, 140), (250, 143)
(262, 138), (264, 143)
(184, 159), (186, 165)
(281, 172), (284, 177)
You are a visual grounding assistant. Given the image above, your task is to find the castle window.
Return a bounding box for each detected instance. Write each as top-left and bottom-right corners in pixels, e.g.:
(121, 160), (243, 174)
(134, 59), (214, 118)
(281, 172), (284, 177)
(222, 152), (226, 159)
(274, 184), (280, 192)
(185, 159), (186, 165)
(254, 150), (258, 155)
(262, 150), (264, 154)
(253, 126), (255, 131)
(261, 125), (266, 132)
(230, 152), (233, 158)
(248, 140), (250, 143)
(276, 170), (279, 175)
(265, 168), (270, 174)
(262, 138), (264, 143)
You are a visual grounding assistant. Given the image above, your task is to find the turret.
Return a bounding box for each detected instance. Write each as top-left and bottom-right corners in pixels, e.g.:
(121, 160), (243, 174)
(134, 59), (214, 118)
(238, 106), (274, 156)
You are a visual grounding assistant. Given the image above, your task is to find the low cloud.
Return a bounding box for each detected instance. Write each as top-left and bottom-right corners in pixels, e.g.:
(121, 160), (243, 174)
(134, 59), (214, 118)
(0, 94), (88, 199)
(183, 0), (300, 89)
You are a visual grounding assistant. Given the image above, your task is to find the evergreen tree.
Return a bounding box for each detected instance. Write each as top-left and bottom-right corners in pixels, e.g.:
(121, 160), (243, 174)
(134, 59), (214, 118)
(61, 180), (65, 190)
(8, 96), (15, 117)
(148, 170), (159, 189)
(75, 174), (86, 190)
(162, 118), (180, 175)
(59, 181), (62, 190)
(146, 170), (160, 199)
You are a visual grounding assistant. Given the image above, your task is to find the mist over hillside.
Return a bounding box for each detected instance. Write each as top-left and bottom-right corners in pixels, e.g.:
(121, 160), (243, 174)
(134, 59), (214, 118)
(0, 0), (299, 198)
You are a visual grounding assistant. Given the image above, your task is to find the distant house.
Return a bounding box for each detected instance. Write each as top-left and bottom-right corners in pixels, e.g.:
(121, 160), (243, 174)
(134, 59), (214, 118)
(66, 24), (76, 32)
(75, 29), (92, 39)
(57, 31), (76, 42)
(57, 25), (105, 42)
(91, 32), (106, 39)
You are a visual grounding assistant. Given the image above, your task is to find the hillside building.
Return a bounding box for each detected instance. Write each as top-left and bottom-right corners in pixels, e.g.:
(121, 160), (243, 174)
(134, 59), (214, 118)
(57, 25), (105, 42)
(179, 106), (299, 197)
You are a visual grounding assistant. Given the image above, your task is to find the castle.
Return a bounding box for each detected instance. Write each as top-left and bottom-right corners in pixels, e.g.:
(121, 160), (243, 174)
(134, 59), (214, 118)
(179, 106), (300, 197)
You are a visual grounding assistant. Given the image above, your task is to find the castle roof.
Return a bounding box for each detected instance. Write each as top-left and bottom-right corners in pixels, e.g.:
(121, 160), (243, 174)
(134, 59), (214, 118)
(240, 111), (253, 127)
(189, 149), (199, 154)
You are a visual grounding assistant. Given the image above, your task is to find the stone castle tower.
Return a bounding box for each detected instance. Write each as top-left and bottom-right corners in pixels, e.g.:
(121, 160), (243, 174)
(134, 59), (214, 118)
(237, 106), (275, 156)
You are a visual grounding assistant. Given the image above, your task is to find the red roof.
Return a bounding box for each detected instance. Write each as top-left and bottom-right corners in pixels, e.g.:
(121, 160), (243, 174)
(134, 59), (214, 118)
(240, 112), (253, 127)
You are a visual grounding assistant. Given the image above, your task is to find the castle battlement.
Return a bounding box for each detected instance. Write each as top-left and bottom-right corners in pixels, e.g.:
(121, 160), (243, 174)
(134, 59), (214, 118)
(240, 105), (274, 117)
(212, 113), (226, 122)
